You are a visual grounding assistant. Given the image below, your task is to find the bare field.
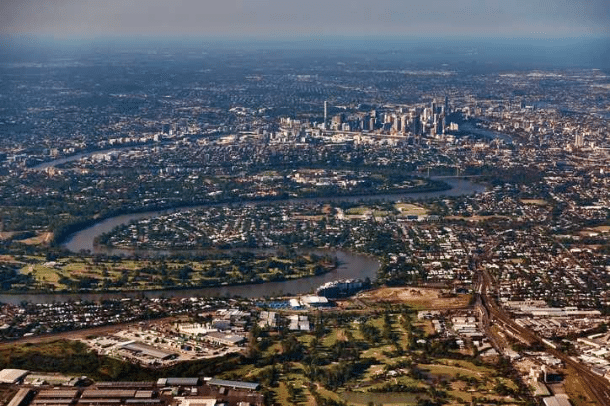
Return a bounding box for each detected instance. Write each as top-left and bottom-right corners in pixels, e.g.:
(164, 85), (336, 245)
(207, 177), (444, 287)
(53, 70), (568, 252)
(578, 226), (610, 237)
(0, 255), (19, 262)
(358, 287), (471, 309)
(19, 232), (54, 245)
(520, 199), (548, 206)
(590, 225), (610, 233)
(395, 203), (428, 216)
(445, 215), (510, 222)
(0, 231), (53, 245)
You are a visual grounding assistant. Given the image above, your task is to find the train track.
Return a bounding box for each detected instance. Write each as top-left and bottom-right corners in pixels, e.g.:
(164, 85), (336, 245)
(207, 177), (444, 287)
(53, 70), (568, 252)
(477, 269), (610, 405)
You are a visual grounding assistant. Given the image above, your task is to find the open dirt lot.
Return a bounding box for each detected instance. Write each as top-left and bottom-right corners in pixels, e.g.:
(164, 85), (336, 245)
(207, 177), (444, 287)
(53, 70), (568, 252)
(520, 199), (548, 206)
(358, 287), (471, 309)
(19, 232), (53, 245)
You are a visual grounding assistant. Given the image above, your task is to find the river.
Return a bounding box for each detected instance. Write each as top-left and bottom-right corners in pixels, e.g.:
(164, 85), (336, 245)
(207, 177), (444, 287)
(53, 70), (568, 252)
(63, 178), (486, 254)
(0, 249), (379, 305)
(0, 177), (475, 303)
(31, 148), (125, 170)
(15, 157), (486, 304)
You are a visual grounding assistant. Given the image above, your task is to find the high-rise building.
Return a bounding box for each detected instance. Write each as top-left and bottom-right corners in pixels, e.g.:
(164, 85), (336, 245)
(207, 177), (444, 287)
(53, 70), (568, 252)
(323, 101), (328, 127)
(331, 114), (343, 130)
(412, 116), (421, 136)
(401, 115), (409, 134)
(392, 116), (401, 133)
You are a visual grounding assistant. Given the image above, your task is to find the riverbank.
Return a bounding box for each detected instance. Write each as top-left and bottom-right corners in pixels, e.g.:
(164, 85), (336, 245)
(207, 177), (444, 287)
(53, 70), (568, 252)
(8, 250), (340, 294)
(1, 178), (484, 302)
(61, 177), (484, 254)
(0, 249), (380, 304)
(53, 179), (451, 248)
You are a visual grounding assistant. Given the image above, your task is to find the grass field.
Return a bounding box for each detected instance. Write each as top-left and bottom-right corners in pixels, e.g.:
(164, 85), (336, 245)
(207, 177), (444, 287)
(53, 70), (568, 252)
(395, 203), (428, 216)
(227, 304), (525, 405)
(10, 252), (335, 292)
(345, 206), (367, 214)
(341, 391), (424, 405)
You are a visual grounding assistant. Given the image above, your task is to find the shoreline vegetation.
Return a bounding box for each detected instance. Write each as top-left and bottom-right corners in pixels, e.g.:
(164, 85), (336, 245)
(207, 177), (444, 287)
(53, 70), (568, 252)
(5, 251), (340, 294)
(1, 177), (464, 295)
(53, 178), (450, 248)
(2, 178), (459, 295)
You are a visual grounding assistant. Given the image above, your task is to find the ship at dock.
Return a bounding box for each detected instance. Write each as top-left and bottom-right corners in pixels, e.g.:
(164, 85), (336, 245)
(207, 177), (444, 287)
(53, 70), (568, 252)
(315, 278), (371, 298)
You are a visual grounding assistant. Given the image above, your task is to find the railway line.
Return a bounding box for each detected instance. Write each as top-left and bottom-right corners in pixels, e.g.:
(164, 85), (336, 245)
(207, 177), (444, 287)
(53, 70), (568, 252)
(476, 268), (610, 405)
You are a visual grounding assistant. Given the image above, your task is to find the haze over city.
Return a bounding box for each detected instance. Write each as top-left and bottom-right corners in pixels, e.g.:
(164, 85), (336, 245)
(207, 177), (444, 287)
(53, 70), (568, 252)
(1, 0), (609, 38)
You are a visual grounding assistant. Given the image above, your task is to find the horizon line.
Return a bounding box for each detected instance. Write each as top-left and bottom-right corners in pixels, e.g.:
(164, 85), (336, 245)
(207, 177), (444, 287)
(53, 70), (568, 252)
(2, 33), (609, 43)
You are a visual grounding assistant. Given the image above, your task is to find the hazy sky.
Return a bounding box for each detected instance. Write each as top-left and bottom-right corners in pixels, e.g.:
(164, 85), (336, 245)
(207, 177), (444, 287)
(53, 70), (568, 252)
(1, 0), (608, 39)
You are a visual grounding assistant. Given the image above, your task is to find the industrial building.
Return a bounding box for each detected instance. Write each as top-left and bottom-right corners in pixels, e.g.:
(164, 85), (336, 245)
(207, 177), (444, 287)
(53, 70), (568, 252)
(157, 378), (200, 387)
(120, 342), (177, 361)
(202, 332), (245, 347)
(206, 379), (260, 391)
(11, 378), (263, 406)
(0, 369), (29, 384)
(7, 389), (34, 406)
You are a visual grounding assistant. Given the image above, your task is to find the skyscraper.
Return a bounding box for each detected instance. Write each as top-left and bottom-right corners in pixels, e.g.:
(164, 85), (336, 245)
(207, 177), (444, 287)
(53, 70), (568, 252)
(392, 115), (401, 133)
(323, 101), (328, 128)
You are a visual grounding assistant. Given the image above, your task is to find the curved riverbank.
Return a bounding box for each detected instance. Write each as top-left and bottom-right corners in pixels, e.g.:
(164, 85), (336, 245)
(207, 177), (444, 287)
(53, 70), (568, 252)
(1, 178), (485, 304)
(62, 177), (485, 254)
(0, 249), (380, 304)
(52, 180), (450, 248)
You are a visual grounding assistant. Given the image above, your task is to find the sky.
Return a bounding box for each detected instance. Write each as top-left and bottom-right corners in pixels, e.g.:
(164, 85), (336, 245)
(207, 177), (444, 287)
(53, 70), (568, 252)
(1, 0), (609, 39)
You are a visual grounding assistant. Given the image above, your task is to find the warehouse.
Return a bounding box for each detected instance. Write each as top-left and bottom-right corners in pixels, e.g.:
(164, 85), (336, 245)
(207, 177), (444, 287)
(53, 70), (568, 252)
(0, 369), (29, 384)
(7, 389), (34, 406)
(80, 390), (137, 399)
(156, 377), (200, 387)
(120, 342), (177, 361)
(206, 379), (259, 391)
(203, 332), (245, 346)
